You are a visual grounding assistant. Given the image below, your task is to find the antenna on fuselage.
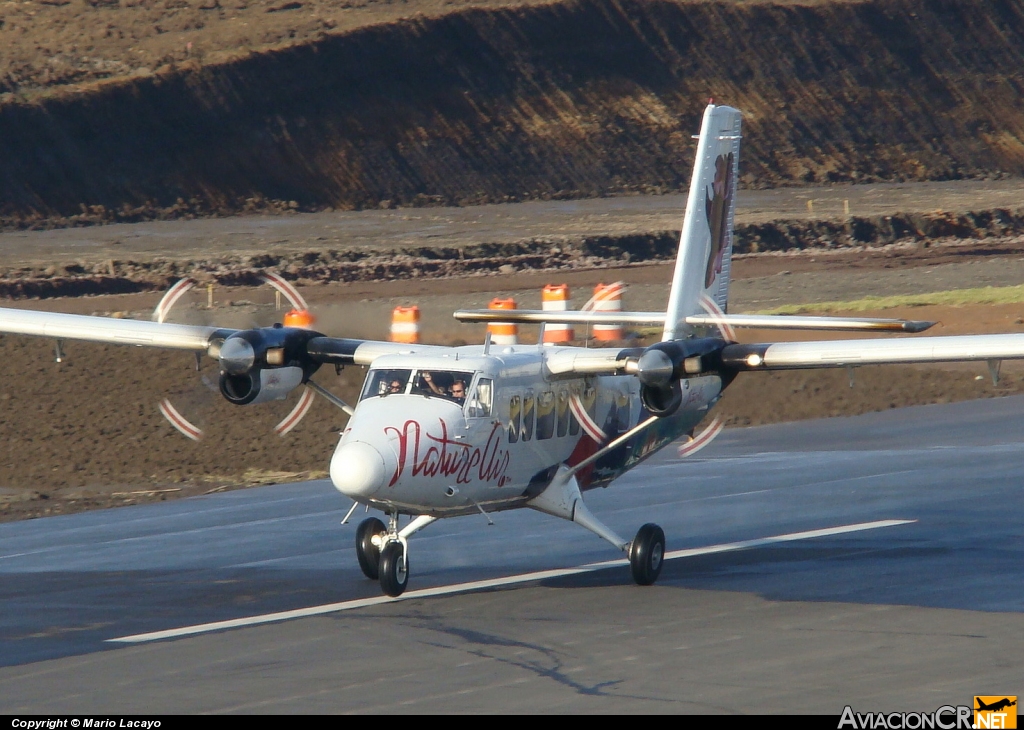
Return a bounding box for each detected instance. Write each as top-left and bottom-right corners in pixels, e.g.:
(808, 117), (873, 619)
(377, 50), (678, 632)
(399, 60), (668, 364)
(483, 330), (492, 355)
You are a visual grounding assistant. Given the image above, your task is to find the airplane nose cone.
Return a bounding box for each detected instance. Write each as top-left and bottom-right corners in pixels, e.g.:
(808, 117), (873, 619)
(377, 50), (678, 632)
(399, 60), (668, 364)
(331, 441), (388, 498)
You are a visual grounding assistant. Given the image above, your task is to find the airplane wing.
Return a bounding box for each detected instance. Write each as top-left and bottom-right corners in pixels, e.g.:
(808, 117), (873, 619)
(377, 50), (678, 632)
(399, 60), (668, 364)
(543, 332), (1024, 382)
(454, 308), (934, 333)
(305, 337), (448, 365)
(0, 307), (233, 350)
(721, 334), (1024, 370)
(7, 306), (1007, 374)
(543, 346), (644, 376)
(0, 306), (446, 365)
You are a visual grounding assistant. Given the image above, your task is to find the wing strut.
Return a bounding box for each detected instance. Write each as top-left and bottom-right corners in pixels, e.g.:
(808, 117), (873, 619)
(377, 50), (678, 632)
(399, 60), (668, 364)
(305, 379), (355, 416)
(565, 415), (660, 480)
(527, 415), (663, 552)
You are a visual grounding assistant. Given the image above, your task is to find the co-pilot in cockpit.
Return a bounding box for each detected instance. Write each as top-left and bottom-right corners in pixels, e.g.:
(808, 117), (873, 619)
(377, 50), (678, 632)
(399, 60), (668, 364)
(361, 369), (412, 398)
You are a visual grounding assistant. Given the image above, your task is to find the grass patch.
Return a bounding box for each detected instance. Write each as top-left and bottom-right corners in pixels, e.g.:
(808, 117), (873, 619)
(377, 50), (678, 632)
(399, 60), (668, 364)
(755, 284), (1024, 315)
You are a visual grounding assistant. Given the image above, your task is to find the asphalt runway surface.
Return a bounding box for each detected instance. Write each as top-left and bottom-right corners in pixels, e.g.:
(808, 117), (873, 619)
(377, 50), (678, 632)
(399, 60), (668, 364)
(1, 397), (1022, 713)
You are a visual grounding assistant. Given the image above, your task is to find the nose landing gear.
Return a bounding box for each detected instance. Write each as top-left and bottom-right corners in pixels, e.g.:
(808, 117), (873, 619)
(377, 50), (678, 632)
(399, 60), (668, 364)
(355, 517), (386, 580)
(378, 540), (409, 597)
(354, 512), (436, 597)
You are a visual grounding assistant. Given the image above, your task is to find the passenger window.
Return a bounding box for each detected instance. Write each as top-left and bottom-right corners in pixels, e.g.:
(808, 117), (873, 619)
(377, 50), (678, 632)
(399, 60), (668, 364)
(467, 378), (493, 418)
(508, 395), (521, 443)
(522, 391), (535, 441)
(568, 383), (581, 436)
(536, 391), (555, 440)
(556, 389), (569, 437)
(616, 394), (631, 433)
(582, 382), (597, 416)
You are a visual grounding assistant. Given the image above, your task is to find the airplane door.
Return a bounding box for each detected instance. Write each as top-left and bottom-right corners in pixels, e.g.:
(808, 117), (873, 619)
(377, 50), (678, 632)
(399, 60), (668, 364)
(465, 377), (493, 420)
(463, 376), (511, 492)
(463, 376), (497, 444)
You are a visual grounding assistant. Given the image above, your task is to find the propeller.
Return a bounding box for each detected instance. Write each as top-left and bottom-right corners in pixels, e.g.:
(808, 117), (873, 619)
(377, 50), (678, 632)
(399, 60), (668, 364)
(154, 273), (319, 440)
(677, 416), (724, 458)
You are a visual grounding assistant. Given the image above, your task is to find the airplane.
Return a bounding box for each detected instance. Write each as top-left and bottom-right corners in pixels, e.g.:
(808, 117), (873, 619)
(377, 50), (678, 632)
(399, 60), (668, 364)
(5, 102), (1024, 598)
(976, 699), (1017, 713)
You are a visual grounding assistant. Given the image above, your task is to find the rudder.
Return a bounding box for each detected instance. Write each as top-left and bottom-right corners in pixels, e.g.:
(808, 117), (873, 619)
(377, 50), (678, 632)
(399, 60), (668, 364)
(662, 104), (742, 341)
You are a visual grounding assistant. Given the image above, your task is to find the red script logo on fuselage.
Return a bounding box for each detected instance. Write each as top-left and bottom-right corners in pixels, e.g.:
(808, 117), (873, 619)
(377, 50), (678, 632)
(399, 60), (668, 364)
(385, 419), (511, 487)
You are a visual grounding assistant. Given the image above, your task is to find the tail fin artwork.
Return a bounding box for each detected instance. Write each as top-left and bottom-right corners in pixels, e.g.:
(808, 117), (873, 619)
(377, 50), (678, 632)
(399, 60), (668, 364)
(453, 103), (933, 336)
(662, 103), (742, 341)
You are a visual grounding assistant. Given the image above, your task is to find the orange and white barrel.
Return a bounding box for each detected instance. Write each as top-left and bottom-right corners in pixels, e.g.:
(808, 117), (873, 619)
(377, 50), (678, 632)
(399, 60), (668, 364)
(487, 298), (518, 345)
(541, 284), (573, 343)
(591, 282), (625, 341)
(390, 305), (421, 344)
(283, 309), (316, 329)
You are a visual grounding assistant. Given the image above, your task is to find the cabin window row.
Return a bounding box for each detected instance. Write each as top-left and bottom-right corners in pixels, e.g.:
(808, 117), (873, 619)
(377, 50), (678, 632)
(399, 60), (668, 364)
(508, 388), (587, 443)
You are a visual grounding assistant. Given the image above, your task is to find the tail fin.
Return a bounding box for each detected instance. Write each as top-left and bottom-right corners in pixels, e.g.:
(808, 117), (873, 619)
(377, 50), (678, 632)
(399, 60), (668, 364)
(662, 103), (742, 341)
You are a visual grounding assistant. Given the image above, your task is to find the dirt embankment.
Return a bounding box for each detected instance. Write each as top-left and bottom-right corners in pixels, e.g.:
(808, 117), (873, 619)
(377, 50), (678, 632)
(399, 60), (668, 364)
(1, 0), (1023, 222)
(2, 207), (1022, 299)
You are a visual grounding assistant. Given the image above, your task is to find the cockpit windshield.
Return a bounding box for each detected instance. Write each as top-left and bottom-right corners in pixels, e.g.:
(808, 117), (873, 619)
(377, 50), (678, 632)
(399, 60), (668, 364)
(360, 368), (474, 405)
(411, 370), (473, 405)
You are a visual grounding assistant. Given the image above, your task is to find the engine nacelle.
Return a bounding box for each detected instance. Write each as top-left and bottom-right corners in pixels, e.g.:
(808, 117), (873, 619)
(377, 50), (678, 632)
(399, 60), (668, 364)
(216, 325), (322, 406)
(220, 366), (305, 405)
(640, 380), (683, 417)
(635, 338), (726, 418)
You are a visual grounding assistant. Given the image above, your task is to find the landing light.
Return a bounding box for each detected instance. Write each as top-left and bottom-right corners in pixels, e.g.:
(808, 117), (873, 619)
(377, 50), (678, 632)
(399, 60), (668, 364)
(746, 353), (763, 367)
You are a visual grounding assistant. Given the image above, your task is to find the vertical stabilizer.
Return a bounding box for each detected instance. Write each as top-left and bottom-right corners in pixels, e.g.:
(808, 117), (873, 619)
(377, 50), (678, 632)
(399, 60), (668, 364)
(662, 104), (742, 341)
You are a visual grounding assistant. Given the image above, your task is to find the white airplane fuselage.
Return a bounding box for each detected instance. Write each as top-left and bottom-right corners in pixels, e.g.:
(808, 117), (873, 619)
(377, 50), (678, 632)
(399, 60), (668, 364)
(330, 344), (725, 517)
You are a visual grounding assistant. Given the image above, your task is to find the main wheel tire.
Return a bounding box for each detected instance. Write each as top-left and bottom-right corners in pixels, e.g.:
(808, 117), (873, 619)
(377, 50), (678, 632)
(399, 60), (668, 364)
(379, 540), (410, 597)
(629, 523), (666, 586)
(355, 517), (386, 580)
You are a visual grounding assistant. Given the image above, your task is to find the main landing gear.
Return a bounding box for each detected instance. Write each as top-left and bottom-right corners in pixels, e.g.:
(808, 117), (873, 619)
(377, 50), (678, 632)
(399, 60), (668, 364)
(629, 523), (666, 585)
(528, 465), (668, 587)
(355, 513), (435, 597)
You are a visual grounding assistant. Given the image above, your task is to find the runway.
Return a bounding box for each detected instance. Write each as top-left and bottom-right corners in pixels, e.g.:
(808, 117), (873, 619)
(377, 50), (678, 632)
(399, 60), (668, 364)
(1, 397), (1022, 713)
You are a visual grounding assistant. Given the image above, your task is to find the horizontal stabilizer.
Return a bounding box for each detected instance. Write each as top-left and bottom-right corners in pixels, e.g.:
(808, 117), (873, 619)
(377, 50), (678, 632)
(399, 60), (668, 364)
(684, 314), (934, 333)
(454, 309), (933, 333)
(454, 309), (667, 326)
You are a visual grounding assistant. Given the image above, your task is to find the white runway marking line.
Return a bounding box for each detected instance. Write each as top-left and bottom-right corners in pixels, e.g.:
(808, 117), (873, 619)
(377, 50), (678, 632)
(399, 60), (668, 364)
(108, 519), (915, 644)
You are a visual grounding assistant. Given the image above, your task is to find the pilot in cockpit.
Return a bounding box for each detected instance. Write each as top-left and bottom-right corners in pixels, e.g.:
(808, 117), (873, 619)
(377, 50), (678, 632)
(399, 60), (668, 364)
(380, 370), (409, 395)
(449, 379), (467, 405)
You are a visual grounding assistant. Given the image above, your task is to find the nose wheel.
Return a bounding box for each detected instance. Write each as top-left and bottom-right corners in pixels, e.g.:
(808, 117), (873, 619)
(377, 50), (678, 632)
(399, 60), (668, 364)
(353, 513), (435, 596)
(355, 517), (386, 580)
(378, 540), (409, 597)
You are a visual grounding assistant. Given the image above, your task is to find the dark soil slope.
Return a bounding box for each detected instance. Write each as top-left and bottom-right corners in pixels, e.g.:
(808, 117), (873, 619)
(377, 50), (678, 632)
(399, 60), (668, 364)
(2, 0), (1024, 220)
